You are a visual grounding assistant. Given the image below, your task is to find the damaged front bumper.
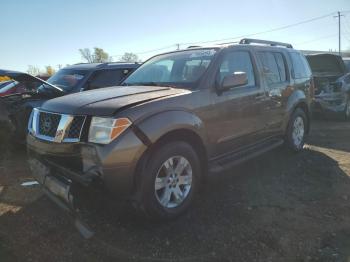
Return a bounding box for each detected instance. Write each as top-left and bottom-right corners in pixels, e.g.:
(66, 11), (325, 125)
(28, 157), (94, 238)
(312, 93), (347, 115)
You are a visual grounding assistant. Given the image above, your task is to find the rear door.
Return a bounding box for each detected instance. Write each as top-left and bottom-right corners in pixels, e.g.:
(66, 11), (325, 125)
(256, 50), (291, 137)
(209, 49), (267, 156)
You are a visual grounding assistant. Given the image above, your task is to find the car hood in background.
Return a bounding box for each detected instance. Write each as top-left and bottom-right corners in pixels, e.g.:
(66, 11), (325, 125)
(0, 69), (62, 93)
(41, 85), (189, 116)
(306, 54), (347, 76)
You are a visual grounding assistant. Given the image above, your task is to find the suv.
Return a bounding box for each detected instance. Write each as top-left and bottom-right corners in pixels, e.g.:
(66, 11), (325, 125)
(0, 62), (139, 141)
(27, 39), (312, 221)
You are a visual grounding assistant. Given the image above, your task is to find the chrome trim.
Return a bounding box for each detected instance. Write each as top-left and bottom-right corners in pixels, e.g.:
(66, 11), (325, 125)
(32, 108), (40, 135)
(54, 115), (74, 143)
(31, 109), (86, 143)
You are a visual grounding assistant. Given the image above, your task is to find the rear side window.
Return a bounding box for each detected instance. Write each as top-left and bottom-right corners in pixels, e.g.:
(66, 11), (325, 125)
(257, 52), (287, 85)
(89, 69), (131, 89)
(290, 53), (312, 79)
(218, 51), (256, 87)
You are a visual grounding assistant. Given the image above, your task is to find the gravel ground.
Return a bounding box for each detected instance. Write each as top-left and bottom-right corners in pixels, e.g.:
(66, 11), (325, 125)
(0, 120), (350, 262)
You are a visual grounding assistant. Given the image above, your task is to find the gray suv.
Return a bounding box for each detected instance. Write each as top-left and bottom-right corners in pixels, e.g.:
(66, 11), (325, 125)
(27, 39), (313, 221)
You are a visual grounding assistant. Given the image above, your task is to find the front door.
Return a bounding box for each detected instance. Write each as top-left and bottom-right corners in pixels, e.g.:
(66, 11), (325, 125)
(208, 50), (267, 157)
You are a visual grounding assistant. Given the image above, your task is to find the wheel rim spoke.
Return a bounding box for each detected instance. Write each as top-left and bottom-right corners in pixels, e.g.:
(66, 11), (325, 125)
(174, 157), (188, 176)
(178, 174), (192, 185)
(155, 177), (167, 190)
(160, 187), (172, 207)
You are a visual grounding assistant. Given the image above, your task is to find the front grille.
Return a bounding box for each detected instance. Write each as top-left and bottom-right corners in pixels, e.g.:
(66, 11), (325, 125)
(31, 110), (86, 142)
(67, 116), (85, 139)
(38, 112), (61, 137)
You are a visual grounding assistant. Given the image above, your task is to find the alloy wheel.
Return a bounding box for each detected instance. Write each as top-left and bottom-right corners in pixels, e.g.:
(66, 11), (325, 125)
(154, 156), (193, 209)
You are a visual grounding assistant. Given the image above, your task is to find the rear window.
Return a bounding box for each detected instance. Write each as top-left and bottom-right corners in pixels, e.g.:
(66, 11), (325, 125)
(257, 52), (287, 85)
(290, 53), (312, 79)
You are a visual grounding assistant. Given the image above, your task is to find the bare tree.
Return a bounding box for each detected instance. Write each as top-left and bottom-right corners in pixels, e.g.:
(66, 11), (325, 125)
(79, 48), (94, 63)
(121, 52), (140, 63)
(27, 65), (41, 76)
(79, 47), (112, 63)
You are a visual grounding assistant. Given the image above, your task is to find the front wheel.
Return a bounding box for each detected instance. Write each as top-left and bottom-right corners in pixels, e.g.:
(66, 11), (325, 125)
(285, 108), (307, 152)
(134, 141), (201, 220)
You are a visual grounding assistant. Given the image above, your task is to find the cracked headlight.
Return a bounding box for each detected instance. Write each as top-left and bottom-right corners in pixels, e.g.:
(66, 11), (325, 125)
(88, 117), (132, 144)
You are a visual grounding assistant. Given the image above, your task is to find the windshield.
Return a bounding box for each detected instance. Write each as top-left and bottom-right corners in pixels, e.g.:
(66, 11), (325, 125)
(123, 49), (218, 89)
(38, 69), (88, 92)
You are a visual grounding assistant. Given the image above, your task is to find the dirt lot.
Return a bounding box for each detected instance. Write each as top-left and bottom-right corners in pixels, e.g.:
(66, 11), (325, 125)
(0, 120), (349, 262)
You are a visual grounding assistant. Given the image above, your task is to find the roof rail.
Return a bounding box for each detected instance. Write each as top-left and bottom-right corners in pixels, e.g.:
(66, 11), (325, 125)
(239, 38), (293, 48)
(187, 46), (201, 49)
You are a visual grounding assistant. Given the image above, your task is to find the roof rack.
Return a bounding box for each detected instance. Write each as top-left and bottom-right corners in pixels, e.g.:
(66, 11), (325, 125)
(239, 38), (293, 48)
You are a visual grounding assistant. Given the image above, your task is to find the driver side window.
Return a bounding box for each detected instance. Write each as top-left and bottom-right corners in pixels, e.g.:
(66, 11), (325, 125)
(218, 51), (256, 87)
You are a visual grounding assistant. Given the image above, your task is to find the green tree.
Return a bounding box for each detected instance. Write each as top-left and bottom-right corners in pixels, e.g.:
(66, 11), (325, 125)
(45, 66), (56, 76)
(121, 52), (140, 62)
(79, 47), (112, 63)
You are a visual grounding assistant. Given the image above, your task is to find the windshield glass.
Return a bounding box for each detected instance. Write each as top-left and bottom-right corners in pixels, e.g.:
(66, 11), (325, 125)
(38, 69), (88, 92)
(123, 49), (218, 89)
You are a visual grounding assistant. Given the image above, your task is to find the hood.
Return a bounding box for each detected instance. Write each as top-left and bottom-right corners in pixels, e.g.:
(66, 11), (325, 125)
(306, 54), (347, 76)
(0, 69), (63, 93)
(41, 85), (189, 115)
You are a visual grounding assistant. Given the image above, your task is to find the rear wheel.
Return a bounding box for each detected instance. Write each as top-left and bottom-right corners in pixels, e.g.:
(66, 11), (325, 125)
(134, 141), (200, 220)
(285, 108), (307, 152)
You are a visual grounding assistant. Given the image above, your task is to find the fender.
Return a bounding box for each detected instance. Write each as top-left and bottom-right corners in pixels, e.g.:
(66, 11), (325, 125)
(282, 89), (310, 133)
(134, 109), (207, 146)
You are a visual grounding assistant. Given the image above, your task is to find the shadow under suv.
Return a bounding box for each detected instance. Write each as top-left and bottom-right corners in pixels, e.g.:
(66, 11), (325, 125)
(27, 39), (313, 221)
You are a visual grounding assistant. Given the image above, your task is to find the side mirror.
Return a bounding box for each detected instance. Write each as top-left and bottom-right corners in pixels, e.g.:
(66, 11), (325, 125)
(220, 72), (248, 91)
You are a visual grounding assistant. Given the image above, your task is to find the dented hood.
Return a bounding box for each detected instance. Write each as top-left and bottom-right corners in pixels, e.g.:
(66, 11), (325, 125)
(40, 85), (188, 115)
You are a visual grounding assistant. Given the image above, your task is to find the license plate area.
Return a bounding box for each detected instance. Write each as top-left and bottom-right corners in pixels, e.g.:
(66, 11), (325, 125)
(28, 158), (50, 184)
(45, 175), (71, 203)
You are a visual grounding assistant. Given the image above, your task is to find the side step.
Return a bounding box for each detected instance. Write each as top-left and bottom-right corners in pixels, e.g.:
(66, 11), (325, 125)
(209, 139), (284, 175)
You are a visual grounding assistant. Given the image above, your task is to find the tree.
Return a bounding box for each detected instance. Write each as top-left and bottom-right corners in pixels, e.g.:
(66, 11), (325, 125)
(45, 66), (55, 76)
(121, 52), (140, 62)
(79, 47), (112, 63)
(27, 65), (41, 76)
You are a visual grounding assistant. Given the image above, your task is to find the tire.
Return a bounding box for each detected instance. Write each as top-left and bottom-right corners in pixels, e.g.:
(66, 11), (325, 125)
(285, 108), (308, 152)
(344, 96), (350, 121)
(134, 141), (201, 220)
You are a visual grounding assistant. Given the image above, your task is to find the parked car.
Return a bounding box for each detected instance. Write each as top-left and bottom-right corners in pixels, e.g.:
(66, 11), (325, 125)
(27, 39), (313, 221)
(343, 57), (350, 72)
(0, 62), (139, 142)
(306, 54), (350, 119)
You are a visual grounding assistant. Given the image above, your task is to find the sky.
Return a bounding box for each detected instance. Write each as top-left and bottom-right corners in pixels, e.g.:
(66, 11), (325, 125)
(1, 0), (350, 72)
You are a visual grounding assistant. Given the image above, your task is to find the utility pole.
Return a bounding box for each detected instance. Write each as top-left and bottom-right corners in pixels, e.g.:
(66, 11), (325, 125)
(334, 11), (344, 55)
(176, 43), (180, 50)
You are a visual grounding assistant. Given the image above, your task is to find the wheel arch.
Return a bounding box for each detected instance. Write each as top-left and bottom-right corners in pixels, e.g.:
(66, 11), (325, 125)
(132, 110), (208, 194)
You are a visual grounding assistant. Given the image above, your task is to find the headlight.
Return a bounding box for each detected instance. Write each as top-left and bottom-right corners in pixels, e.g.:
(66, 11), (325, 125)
(88, 117), (132, 144)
